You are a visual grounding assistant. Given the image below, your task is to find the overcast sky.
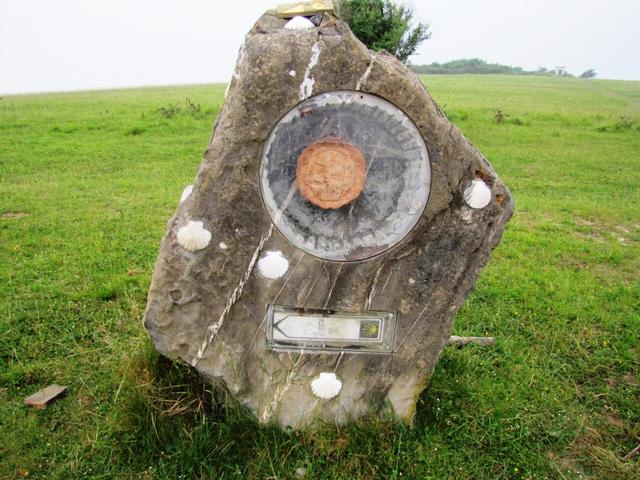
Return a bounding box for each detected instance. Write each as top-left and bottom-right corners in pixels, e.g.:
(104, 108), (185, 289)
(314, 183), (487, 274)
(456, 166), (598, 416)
(1, 0), (638, 95)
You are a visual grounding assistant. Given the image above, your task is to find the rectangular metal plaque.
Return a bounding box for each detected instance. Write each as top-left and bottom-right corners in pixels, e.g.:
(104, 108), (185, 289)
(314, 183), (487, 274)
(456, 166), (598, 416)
(266, 305), (396, 354)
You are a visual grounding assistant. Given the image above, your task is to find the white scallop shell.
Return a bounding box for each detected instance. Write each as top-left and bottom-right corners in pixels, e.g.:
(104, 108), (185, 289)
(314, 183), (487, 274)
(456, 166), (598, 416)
(257, 251), (289, 279)
(310, 372), (342, 400)
(284, 16), (315, 31)
(180, 184), (193, 203)
(176, 220), (211, 252)
(463, 179), (492, 209)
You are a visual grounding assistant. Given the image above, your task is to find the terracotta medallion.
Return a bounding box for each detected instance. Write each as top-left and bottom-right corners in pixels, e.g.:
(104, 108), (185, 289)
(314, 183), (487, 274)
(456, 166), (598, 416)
(296, 137), (367, 209)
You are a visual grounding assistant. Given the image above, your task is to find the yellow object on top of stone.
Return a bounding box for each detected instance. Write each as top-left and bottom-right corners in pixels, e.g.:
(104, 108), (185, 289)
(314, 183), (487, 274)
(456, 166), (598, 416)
(266, 1), (334, 18)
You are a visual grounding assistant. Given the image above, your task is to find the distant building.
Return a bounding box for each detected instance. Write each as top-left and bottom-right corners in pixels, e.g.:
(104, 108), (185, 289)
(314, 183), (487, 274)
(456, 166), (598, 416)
(554, 66), (567, 76)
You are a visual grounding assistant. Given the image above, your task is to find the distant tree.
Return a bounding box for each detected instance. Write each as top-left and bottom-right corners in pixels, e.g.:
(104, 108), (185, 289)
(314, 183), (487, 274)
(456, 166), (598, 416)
(409, 60), (588, 76)
(580, 69), (597, 78)
(339, 0), (431, 63)
(410, 58), (529, 75)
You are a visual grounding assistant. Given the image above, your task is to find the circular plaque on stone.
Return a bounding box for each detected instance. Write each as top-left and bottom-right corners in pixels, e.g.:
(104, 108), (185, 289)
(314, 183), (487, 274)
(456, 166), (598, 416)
(260, 91), (431, 262)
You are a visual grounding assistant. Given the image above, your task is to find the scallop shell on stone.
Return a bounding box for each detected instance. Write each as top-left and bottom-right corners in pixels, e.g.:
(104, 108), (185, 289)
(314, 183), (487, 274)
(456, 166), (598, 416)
(463, 179), (492, 209)
(180, 184), (193, 203)
(310, 372), (342, 400)
(284, 16), (315, 31)
(257, 251), (289, 279)
(176, 220), (211, 252)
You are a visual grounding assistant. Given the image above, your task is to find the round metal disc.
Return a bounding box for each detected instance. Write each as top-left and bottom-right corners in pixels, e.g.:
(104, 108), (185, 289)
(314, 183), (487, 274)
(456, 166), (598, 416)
(260, 91), (431, 262)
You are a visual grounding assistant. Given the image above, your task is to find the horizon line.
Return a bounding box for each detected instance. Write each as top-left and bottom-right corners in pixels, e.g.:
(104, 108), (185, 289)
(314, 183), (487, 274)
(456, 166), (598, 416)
(3, 74), (639, 98)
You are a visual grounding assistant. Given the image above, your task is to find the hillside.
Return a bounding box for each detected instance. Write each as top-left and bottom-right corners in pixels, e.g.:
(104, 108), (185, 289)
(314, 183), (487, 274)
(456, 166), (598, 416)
(1, 75), (639, 479)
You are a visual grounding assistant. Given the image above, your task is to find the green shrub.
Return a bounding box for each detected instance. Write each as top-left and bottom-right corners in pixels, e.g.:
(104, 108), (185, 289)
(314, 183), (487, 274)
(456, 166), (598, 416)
(339, 0), (430, 62)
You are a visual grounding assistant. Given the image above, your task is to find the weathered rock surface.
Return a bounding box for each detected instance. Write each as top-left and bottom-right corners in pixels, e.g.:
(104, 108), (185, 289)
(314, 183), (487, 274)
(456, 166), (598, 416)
(144, 13), (514, 429)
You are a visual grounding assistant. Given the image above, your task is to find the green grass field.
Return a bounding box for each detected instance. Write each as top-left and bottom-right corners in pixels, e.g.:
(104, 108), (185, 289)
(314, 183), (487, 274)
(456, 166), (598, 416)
(1, 75), (639, 479)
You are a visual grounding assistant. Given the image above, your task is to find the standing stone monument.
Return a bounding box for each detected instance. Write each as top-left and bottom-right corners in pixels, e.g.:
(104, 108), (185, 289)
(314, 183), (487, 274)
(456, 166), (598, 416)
(144, 10), (513, 429)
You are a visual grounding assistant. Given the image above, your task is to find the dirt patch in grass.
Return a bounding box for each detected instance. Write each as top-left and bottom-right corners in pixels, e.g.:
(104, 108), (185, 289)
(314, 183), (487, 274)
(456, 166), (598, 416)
(573, 218), (639, 244)
(1, 211), (29, 220)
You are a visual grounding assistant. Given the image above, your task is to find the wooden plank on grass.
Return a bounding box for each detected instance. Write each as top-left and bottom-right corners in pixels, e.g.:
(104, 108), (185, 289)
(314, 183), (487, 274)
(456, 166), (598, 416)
(24, 384), (67, 409)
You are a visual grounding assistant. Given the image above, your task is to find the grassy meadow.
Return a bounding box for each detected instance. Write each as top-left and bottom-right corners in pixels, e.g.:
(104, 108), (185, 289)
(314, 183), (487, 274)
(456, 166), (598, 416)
(1, 75), (639, 479)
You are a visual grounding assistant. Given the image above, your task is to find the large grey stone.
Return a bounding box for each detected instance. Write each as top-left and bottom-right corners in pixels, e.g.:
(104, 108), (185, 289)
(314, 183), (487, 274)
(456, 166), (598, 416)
(144, 13), (513, 429)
